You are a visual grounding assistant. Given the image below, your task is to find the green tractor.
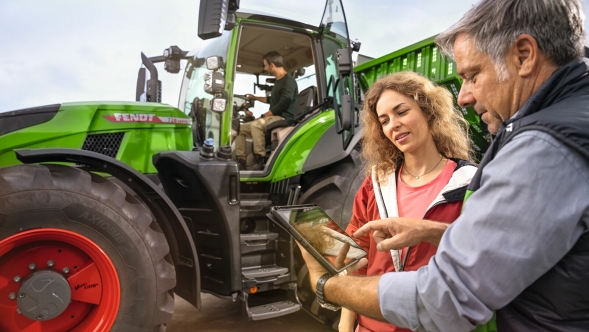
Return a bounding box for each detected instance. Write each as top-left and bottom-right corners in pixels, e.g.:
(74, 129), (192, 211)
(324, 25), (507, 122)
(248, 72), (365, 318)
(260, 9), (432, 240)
(0, 1), (490, 331)
(0, 1), (365, 331)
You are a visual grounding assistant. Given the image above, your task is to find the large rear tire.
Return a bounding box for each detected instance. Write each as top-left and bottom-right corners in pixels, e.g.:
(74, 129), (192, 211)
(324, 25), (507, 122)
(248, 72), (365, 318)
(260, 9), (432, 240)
(0, 164), (175, 332)
(296, 148), (365, 329)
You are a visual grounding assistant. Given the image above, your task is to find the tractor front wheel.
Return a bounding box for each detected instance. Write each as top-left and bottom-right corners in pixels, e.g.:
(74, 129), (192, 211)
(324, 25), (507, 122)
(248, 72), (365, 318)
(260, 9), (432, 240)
(0, 164), (175, 332)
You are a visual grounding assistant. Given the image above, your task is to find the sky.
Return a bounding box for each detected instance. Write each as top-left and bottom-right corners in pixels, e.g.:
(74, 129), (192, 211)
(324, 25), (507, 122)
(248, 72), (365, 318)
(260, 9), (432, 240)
(1, 0), (589, 113)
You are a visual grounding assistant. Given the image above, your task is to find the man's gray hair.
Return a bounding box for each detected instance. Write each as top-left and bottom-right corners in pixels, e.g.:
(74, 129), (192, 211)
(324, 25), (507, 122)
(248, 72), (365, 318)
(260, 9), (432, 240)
(436, 0), (586, 79)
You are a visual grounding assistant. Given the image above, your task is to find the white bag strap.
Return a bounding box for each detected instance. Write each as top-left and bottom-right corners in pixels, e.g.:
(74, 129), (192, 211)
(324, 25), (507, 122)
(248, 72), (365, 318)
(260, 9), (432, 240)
(371, 170), (403, 272)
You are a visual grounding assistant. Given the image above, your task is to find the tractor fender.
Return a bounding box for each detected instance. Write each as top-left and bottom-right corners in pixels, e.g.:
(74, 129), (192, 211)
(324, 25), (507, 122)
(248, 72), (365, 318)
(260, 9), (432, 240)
(302, 125), (364, 172)
(14, 148), (201, 309)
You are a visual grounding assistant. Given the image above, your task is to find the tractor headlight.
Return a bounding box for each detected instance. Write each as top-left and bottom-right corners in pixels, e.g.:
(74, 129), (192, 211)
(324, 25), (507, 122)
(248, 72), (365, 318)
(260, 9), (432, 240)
(164, 59), (181, 74)
(211, 97), (227, 113)
(204, 71), (225, 95)
(163, 46), (183, 73)
(163, 46), (181, 59)
(206, 56), (224, 70)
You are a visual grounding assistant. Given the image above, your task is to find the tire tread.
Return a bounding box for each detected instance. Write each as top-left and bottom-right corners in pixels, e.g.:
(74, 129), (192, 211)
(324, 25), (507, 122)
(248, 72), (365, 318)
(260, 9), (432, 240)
(0, 164), (175, 330)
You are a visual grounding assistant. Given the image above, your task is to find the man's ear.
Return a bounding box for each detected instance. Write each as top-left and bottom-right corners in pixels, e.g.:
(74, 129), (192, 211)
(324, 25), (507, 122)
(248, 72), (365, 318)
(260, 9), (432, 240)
(513, 34), (538, 77)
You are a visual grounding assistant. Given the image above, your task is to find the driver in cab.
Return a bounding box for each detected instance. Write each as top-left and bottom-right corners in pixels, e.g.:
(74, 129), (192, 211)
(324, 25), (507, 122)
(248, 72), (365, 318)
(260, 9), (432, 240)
(235, 51), (298, 170)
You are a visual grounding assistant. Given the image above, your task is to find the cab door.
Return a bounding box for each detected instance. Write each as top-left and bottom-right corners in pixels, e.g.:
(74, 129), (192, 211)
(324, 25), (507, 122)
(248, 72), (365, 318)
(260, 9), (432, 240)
(318, 0), (356, 149)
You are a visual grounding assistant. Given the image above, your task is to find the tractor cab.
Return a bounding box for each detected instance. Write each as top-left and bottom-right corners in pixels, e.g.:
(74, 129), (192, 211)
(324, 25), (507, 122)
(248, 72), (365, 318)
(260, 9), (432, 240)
(174, 0), (360, 178)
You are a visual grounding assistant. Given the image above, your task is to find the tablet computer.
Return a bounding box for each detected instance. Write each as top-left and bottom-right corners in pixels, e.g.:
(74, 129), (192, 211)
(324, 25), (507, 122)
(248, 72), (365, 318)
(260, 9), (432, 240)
(269, 204), (367, 275)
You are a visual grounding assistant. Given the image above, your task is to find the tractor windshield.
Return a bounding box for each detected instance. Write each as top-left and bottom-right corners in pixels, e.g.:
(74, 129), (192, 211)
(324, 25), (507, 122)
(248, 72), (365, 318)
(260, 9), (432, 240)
(179, 31), (232, 147)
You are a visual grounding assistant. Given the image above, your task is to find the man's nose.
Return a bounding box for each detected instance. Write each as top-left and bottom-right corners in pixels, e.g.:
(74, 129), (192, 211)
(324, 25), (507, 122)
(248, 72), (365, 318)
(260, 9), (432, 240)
(457, 85), (475, 108)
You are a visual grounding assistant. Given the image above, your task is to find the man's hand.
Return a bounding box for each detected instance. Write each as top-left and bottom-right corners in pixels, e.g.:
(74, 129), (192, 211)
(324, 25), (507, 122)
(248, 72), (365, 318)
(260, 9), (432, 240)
(297, 242), (367, 292)
(297, 242), (384, 322)
(296, 242), (327, 292)
(245, 94), (256, 101)
(354, 217), (448, 251)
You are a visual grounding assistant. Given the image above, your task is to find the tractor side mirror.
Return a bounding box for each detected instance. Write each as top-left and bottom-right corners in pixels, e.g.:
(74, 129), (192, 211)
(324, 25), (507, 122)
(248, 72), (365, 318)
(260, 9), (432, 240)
(334, 49), (353, 131)
(336, 48), (352, 76)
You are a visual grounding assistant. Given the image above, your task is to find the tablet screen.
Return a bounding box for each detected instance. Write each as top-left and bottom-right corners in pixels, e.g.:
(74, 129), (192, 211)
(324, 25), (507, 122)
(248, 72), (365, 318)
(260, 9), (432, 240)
(274, 206), (366, 270)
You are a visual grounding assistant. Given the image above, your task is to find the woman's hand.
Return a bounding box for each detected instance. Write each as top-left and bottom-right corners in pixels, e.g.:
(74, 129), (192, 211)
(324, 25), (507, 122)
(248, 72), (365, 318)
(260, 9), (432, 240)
(339, 307), (357, 332)
(334, 242), (367, 276)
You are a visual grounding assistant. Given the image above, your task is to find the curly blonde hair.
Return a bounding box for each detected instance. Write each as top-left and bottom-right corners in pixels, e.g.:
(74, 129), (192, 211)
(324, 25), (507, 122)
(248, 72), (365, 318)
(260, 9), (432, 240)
(361, 72), (474, 181)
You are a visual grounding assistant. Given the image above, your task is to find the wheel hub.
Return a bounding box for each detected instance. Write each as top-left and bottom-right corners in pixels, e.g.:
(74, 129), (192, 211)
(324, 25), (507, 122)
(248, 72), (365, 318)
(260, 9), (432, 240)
(0, 228), (120, 332)
(16, 269), (72, 320)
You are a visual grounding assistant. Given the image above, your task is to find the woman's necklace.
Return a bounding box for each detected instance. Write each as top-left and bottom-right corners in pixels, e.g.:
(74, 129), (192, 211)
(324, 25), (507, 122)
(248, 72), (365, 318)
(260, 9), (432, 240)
(403, 156), (444, 179)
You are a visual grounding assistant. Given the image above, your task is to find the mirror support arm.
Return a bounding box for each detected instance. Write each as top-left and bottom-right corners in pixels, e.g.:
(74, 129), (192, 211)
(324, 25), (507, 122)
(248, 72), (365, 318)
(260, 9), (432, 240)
(141, 52), (161, 103)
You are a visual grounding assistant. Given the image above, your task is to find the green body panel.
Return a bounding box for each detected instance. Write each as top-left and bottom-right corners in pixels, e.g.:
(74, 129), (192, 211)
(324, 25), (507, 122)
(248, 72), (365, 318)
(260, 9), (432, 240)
(472, 316), (497, 332)
(220, 24), (241, 147)
(355, 36), (450, 85)
(355, 36), (489, 157)
(464, 189), (475, 202)
(0, 101), (192, 173)
(240, 111), (335, 182)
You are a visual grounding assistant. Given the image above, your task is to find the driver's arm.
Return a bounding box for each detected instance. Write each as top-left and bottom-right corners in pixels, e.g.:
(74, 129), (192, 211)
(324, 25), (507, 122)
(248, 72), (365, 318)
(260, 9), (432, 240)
(247, 94), (267, 103)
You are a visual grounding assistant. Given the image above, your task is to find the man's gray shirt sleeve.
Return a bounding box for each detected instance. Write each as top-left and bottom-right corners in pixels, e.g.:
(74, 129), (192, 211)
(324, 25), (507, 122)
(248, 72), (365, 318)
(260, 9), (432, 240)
(378, 130), (589, 331)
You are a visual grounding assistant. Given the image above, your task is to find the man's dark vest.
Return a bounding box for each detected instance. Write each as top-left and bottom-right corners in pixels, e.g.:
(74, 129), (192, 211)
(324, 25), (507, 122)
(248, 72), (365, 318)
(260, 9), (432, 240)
(468, 58), (589, 331)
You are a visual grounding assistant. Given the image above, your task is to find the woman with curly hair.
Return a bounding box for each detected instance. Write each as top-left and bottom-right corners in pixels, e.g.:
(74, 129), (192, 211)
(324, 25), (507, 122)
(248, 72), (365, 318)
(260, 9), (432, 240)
(339, 72), (477, 332)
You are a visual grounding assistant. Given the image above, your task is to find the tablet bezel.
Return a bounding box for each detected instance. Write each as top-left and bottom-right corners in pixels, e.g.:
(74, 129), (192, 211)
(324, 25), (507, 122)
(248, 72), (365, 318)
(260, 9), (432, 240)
(269, 204), (367, 276)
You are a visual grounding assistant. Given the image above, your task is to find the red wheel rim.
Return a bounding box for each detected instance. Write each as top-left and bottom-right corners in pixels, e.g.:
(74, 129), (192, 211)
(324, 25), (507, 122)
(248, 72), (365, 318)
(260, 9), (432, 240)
(0, 228), (120, 332)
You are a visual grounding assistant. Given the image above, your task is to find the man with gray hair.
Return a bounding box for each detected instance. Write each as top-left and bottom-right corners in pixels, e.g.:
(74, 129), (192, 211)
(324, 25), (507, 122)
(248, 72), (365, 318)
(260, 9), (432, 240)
(299, 0), (589, 330)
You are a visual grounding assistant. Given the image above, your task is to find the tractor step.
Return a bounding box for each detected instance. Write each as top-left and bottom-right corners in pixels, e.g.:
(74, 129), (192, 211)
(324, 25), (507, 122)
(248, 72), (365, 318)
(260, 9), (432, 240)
(241, 265), (290, 288)
(240, 231), (279, 242)
(248, 300), (301, 320)
(240, 193), (272, 218)
(240, 199), (273, 207)
(239, 284), (301, 321)
(242, 265), (288, 279)
(240, 231), (279, 255)
(240, 193), (272, 207)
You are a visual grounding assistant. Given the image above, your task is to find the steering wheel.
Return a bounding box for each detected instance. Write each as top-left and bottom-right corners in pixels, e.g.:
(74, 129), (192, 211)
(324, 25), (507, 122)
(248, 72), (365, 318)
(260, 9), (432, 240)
(232, 95), (255, 123)
(234, 94), (255, 109)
